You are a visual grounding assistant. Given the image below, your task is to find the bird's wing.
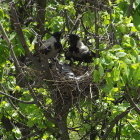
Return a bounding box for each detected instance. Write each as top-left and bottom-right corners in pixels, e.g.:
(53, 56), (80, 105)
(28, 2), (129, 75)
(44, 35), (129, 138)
(39, 36), (56, 50)
(39, 41), (52, 50)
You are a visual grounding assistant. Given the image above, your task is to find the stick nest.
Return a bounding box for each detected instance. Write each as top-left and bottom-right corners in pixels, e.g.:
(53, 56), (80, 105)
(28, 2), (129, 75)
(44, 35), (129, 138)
(18, 63), (99, 101)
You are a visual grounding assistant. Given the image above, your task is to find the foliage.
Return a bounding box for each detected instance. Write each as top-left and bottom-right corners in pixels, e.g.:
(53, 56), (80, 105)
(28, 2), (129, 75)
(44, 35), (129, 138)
(0, 0), (140, 140)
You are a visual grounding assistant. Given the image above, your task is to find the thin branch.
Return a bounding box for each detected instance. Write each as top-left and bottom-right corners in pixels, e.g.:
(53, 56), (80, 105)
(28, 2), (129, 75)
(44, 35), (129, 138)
(69, 14), (82, 34)
(126, 0), (136, 17)
(1, 80), (29, 120)
(27, 84), (56, 124)
(81, 17), (95, 36)
(125, 89), (140, 115)
(63, 14), (83, 48)
(7, 98), (28, 119)
(0, 91), (35, 104)
(102, 107), (133, 140)
(127, 120), (140, 134)
(9, 2), (31, 57)
(94, 1), (99, 57)
(19, 129), (43, 140)
(0, 23), (21, 72)
(19, 126), (58, 140)
(115, 121), (122, 140)
(108, 6), (117, 45)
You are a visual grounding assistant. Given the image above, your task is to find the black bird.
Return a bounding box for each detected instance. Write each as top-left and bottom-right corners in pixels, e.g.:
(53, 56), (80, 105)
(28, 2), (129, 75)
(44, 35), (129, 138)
(66, 34), (95, 64)
(39, 32), (63, 59)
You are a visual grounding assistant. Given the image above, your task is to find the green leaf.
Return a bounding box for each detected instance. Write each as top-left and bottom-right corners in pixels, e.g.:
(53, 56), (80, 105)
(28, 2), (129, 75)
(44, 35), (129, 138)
(27, 119), (34, 127)
(133, 11), (140, 30)
(99, 64), (104, 77)
(9, 33), (16, 41)
(113, 67), (120, 81)
(0, 8), (4, 19)
(93, 70), (100, 82)
(133, 66), (140, 83)
(131, 63), (139, 69)
(103, 83), (113, 93)
(12, 128), (21, 138)
(116, 52), (127, 58)
(137, 55), (140, 62)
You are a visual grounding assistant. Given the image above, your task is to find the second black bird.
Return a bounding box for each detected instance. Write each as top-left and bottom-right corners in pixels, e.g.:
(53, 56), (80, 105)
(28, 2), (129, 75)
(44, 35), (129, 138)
(66, 34), (95, 64)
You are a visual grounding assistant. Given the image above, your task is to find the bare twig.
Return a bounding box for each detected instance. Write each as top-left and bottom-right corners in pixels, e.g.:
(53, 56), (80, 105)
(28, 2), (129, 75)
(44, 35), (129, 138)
(0, 23), (21, 72)
(81, 17), (95, 36)
(69, 14), (82, 34)
(94, 1), (99, 57)
(27, 83), (56, 124)
(102, 107), (133, 139)
(19, 129), (43, 140)
(0, 91), (35, 104)
(125, 89), (140, 115)
(7, 98), (28, 119)
(127, 120), (140, 134)
(19, 126), (58, 140)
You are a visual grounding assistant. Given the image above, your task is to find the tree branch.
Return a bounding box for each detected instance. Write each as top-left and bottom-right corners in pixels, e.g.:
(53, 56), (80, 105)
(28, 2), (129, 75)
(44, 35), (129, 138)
(0, 91), (35, 104)
(36, 0), (47, 36)
(125, 89), (140, 115)
(9, 2), (31, 57)
(0, 22), (22, 72)
(34, 0), (47, 51)
(27, 84), (56, 124)
(7, 97), (28, 119)
(94, 0), (99, 57)
(102, 107), (133, 140)
(127, 0), (136, 17)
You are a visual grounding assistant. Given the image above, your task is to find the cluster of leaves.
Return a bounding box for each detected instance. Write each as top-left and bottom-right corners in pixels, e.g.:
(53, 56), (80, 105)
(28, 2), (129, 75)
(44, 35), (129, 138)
(0, 0), (140, 139)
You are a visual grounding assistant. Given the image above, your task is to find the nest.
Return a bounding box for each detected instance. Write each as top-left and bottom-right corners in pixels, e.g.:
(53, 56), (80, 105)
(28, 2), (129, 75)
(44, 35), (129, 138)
(49, 64), (99, 101)
(16, 62), (99, 106)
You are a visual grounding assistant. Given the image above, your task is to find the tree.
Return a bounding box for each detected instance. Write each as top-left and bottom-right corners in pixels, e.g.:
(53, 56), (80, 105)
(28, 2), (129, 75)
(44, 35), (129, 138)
(0, 0), (140, 139)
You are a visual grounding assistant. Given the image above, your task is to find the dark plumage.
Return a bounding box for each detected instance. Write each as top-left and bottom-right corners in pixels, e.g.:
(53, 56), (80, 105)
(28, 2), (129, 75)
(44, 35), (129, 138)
(66, 34), (95, 64)
(38, 32), (62, 59)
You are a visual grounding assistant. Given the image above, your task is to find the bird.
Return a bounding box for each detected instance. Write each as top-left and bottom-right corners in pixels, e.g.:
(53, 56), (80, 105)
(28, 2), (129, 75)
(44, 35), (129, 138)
(32, 32), (63, 69)
(65, 34), (96, 64)
(38, 31), (63, 59)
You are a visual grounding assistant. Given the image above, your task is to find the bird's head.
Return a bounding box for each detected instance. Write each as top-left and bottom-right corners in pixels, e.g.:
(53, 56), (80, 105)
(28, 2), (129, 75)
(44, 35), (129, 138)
(52, 32), (62, 41)
(81, 51), (96, 63)
(68, 34), (80, 45)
